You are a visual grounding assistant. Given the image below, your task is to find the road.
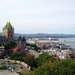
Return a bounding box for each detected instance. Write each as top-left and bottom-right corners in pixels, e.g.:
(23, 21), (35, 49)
(0, 70), (19, 75)
(28, 50), (39, 58)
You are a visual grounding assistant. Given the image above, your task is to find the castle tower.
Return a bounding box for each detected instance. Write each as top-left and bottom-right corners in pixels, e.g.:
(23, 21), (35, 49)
(2, 22), (14, 40)
(17, 36), (26, 50)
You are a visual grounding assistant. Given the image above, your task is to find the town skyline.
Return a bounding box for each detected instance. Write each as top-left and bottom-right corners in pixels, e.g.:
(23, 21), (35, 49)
(0, 0), (75, 34)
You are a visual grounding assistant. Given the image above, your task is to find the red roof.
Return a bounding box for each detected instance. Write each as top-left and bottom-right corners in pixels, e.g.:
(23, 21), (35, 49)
(13, 48), (19, 52)
(53, 55), (59, 61)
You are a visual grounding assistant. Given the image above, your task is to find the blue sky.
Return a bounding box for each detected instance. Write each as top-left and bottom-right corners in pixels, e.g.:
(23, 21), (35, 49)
(0, 0), (75, 34)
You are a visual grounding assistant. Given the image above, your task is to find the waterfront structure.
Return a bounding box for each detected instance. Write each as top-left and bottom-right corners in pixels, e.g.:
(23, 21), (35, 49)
(27, 38), (59, 49)
(2, 22), (14, 40)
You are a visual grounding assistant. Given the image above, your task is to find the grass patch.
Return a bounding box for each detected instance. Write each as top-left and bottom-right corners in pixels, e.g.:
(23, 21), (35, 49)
(20, 69), (32, 75)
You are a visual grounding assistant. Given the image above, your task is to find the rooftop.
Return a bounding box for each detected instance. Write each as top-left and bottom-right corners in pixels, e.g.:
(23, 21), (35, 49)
(3, 22), (14, 30)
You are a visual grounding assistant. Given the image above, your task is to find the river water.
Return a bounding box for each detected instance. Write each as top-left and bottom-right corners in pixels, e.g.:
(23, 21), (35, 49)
(59, 38), (75, 48)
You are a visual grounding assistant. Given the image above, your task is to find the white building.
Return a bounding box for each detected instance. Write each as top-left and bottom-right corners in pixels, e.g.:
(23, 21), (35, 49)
(0, 45), (5, 53)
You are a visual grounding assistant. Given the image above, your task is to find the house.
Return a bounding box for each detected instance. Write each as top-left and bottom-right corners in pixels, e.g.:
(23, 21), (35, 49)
(0, 61), (8, 67)
(0, 45), (5, 53)
(57, 51), (66, 59)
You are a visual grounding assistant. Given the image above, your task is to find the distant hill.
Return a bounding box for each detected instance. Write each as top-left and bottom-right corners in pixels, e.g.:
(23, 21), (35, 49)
(14, 33), (75, 38)
(0, 32), (75, 38)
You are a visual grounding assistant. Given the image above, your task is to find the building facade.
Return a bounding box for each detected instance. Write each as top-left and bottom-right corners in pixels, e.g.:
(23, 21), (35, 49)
(2, 22), (14, 40)
(17, 36), (26, 50)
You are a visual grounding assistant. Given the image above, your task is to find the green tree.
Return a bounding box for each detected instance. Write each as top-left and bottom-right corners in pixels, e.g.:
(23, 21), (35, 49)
(24, 54), (36, 69)
(4, 41), (17, 49)
(33, 60), (53, 75)
(20, 55), (75, 75)
(33, 59), (75, 75)
(10, 52), (23, 61)
(36, 52), (55, 67)
(4, 41), (17, 56)
(70, 54), (75, 59)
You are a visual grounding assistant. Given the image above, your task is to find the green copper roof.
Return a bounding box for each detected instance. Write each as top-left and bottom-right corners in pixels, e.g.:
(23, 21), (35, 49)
(3, 22), (14, 30)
